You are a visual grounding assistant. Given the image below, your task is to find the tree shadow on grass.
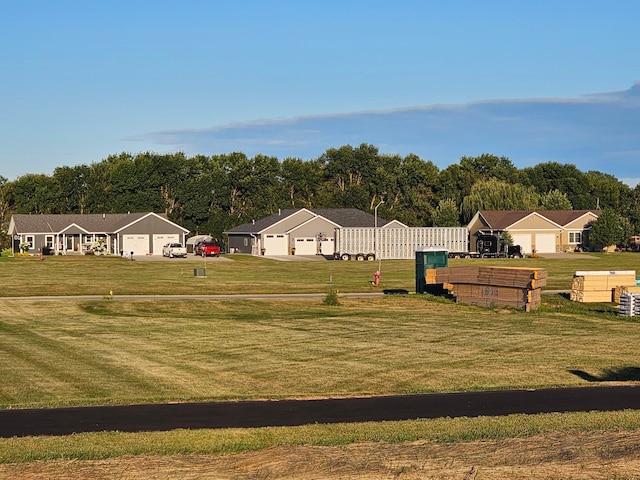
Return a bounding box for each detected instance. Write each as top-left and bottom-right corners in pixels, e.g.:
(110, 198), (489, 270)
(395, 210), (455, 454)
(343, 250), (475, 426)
(569, 367), (640, 382)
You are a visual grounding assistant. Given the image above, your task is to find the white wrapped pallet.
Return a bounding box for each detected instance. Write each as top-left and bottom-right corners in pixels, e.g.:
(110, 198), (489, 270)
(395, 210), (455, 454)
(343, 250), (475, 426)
(619, 293), (640, 317)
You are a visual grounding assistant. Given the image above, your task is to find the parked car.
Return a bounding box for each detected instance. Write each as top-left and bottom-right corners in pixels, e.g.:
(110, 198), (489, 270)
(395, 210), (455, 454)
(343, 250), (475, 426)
(194, 239), (221, 257)
(162, 242), (187, 258)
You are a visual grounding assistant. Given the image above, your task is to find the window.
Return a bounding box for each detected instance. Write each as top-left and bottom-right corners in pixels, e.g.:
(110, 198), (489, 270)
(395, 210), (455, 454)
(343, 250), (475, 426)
(25, 235), (34, 249)
(569, 232), (582, 244)
(45, 235), (54, 248)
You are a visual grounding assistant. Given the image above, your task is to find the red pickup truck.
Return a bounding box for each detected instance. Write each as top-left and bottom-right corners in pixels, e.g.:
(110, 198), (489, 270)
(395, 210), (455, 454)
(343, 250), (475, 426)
(194, 239), (221, 257)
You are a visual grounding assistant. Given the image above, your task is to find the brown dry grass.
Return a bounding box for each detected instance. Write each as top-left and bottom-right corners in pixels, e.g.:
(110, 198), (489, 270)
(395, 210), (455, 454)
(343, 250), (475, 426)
(2, 430), (640, 479)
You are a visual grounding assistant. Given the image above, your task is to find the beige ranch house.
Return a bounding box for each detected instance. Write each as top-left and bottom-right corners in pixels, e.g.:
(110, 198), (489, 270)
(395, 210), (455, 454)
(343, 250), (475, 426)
(8, 212), (189, 257)
(468, 210), (600, 254)
(224, 208), (405, 256)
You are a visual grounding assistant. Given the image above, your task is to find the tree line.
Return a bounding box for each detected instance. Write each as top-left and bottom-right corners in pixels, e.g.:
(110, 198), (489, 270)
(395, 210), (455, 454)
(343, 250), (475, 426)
(1, 144), (639, 250)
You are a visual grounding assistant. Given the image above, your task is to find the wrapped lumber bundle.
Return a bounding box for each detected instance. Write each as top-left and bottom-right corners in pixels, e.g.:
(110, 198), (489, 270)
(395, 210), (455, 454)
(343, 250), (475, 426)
(570, 271), (637, 303)
(619, 293), (640, 316)
(430, 266), (547, 311)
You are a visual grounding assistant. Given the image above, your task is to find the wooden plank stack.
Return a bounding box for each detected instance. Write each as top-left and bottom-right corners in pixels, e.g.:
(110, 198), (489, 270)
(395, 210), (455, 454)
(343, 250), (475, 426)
(427, 266), (547, 312)
(613, 285), (640, 304)
(570, 271), (637, 303)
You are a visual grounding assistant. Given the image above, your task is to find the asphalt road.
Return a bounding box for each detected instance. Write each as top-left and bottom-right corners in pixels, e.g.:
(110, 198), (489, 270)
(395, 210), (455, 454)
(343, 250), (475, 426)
(2, 385), (639, 438)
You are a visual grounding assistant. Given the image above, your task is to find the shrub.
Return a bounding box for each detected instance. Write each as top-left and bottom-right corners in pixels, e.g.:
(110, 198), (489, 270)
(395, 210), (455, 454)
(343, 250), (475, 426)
(323, 289), (340, 306)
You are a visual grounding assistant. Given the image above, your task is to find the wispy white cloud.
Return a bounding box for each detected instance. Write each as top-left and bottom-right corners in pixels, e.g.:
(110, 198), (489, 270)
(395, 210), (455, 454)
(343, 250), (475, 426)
(126, 83), (640, 180)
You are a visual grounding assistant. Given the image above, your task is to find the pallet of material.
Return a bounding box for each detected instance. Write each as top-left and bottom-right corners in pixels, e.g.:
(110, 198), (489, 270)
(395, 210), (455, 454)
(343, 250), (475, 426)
(613, 286), (640, 304)
(432, 266), (547, 289)
(426, 266), (547, 311)
(619, 293), (640, 316)
(570, 271), (637, 303)
(453, 284), (541, 303)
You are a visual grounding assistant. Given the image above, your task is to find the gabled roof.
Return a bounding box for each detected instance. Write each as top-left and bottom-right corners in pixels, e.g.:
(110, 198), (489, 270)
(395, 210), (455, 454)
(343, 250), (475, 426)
(225, 209), (303, 234)
(539, 210), (600, 227)
(472, 210), (601, 230)
(225, 208), (391, 234)
(309, 208), (390, 228)
(9, 212), (188, 234)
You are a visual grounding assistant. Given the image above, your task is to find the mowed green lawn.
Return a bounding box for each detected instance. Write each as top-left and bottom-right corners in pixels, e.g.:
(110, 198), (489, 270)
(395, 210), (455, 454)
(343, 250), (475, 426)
(0, 294), (636, 409)
(1, 250), (638, 296)
(1, 251), (640, 408)
(1, 252), (640, 466)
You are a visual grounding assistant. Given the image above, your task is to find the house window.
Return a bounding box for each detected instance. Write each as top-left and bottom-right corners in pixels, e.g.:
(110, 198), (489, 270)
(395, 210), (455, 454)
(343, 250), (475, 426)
(25, 235), (34, 249)
(569, 232), (582, 244)
(45, 235), (54, 248)
(243, 238), (249, 247)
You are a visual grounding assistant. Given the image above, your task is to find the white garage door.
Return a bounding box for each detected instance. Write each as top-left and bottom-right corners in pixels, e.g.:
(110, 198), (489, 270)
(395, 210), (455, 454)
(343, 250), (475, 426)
(152, 234), (179, 256)
(262, 234), (288, 256)
(511, 234), (533, 254)
(319, 238), (334, 256)
(535, 234), (557, 253)
(122, 235), (149, 257)
(294, 237), (317, 255)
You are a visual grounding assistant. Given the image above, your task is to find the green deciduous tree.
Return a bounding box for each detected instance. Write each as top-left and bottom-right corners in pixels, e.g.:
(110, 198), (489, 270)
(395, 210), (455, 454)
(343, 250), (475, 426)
(432, 199), (460, 227)
(11, 174), (61, 214)
(520, 162), (592, 209)
(540, 189), (573, 210)
(589, 208), (634, 251)
(459, 153), (518, 182)
(585, 170), (632, 211)
(461, 178), (540, 223)
(281, 157), (322, 208)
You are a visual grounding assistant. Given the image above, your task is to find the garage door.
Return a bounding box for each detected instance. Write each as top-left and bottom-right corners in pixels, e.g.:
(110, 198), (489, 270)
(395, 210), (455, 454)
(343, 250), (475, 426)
(319, 238), (334, 256)
(122, 235), (149, 257)
(511, 234), (533, 254)
(262, 234), (288, 256)
(152, 234), (179, 256)
(535, 234), (557, 253)
(294, 237), (317, 255)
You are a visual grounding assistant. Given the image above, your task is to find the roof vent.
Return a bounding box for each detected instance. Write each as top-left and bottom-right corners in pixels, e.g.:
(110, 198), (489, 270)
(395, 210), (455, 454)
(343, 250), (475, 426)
(252, 219), (255, 224)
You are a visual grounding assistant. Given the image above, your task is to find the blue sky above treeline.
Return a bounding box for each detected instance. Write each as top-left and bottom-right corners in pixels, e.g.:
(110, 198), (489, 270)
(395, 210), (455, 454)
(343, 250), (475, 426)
(131, 83), (640, 187)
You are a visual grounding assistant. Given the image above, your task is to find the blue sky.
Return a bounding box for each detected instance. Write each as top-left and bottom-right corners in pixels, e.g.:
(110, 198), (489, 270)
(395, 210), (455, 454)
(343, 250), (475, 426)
(2, 1), (639, 186)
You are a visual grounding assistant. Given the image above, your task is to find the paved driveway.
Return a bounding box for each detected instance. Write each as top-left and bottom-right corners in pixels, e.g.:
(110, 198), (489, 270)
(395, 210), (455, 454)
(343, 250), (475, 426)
(2, 385), (639, 438)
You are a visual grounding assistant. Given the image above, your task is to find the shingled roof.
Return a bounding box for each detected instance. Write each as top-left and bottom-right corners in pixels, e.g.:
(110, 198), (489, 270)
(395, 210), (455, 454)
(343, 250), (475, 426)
(225, 208), (390, 234)
(477, 210), (600, 229)
(9, 212), (180, 234)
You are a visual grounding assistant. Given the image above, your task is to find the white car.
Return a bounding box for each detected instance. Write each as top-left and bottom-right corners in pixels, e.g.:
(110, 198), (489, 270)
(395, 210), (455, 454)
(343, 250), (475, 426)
(162, 243), (187, 258)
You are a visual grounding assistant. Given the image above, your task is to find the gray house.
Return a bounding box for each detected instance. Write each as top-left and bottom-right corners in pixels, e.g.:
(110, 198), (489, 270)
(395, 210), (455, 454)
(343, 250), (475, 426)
(8, 212), (189, 257)
(224, 208), (405, 256)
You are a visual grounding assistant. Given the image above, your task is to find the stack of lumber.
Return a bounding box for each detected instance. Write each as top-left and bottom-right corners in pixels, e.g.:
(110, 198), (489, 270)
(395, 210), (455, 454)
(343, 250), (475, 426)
(613, 285), (640, 304)
(427, 266), (547, 312)
(619, 293), (640, 317)
(570, 271), (637, 303)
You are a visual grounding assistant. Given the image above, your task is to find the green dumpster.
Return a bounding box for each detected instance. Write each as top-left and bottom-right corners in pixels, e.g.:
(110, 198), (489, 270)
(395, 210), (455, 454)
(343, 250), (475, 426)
(415, 249), (448, 293)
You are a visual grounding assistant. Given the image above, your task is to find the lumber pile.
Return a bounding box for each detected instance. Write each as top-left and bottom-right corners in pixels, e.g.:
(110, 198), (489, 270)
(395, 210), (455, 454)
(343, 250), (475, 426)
(570, 271), (637, 303)
(427, 266), (547, 312)
(613, 285), (640, 304)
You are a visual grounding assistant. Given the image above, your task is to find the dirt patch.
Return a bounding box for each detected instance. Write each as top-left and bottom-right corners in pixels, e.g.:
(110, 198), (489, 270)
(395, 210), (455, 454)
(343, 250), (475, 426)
(2, 430), (640, 479)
